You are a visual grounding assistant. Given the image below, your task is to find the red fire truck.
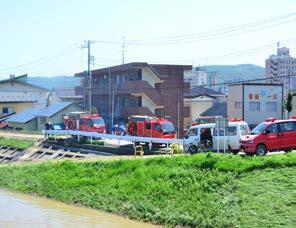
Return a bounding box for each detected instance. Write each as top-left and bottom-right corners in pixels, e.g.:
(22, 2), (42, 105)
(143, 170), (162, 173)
(63, 112), (106, 133)
(127, 115), (176, 138)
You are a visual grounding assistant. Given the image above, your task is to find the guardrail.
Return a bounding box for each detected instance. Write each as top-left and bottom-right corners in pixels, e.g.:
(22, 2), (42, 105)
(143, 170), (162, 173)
(43, 130), (184, 149)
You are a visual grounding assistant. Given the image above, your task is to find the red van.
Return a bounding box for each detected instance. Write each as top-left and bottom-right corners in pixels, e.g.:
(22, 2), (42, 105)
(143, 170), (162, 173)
(240, 117), (296, 156)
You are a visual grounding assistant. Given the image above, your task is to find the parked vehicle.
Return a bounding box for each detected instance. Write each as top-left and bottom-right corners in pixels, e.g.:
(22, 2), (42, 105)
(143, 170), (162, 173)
(184, 119), (249, 154)
(63, 112), (106, 133)
(240, 117), (296, 156)
(127, 115), (176, 138)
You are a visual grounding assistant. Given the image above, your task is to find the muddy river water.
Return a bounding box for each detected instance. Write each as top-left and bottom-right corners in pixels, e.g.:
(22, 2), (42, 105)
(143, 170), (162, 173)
(0, 189), (157, 227)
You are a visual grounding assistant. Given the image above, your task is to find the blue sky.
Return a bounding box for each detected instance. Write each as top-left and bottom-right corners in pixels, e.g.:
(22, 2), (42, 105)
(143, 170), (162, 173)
(0, 0), (295, 78)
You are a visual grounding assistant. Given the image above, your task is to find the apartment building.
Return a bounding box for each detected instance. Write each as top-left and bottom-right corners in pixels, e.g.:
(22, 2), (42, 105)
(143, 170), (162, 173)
(265, 46), (296, 94)
(76, 62), (191, 136)
(227, 83), (283, 128)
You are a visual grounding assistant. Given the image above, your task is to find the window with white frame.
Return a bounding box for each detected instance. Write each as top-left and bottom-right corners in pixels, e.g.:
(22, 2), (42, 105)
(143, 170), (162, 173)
(249, 102), (260, 111)
(266, 102), (277, 112)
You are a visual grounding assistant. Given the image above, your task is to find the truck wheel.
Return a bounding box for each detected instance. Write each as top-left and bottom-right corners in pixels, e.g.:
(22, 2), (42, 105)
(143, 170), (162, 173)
(189, 145), (199, 154)
(232, 150), (239, 155)
(256, 145), (267, 156)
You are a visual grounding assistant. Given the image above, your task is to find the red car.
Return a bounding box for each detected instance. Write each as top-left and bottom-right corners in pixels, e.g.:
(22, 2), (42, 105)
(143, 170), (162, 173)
(240, 117), (296, 156)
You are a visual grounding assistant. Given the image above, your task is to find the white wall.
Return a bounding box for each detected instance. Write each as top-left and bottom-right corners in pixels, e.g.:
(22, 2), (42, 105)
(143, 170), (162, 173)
(243, 85), (283, 125)
(142, 67), (162, 88)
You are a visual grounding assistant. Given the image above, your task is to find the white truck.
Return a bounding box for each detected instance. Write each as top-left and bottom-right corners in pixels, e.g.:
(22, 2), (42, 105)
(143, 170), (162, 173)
(183, 120), (249, 154)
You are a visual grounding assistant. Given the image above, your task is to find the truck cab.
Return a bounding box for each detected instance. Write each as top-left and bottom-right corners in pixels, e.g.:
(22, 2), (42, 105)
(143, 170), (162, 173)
(127, 115), (176, 138)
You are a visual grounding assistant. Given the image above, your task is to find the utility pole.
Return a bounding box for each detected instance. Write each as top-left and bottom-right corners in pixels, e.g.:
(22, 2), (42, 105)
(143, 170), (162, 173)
(82, 40), (95, 111)
(177, 88), (180, 138)
(122, 36), (125, 64)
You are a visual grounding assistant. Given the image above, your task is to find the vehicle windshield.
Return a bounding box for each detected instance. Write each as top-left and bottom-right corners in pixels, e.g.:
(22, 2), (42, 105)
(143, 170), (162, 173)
(91, 117), (105, 126)
(161, 122), (175, 132)
(251, 123), (268, 135)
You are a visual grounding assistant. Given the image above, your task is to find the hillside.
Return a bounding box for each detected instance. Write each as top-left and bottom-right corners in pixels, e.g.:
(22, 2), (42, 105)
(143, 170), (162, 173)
(28, 76), (81, 89)
(27, 64), (264, 90)
(206, 64), (265, 84)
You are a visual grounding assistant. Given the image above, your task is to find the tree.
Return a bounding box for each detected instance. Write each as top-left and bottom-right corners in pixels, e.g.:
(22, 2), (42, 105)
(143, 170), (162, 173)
(284, 92), (293, 118)
(91, 107), (98, 114)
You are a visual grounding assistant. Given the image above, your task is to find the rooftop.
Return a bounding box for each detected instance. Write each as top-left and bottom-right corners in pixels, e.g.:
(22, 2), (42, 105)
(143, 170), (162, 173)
(185, 86), (225, 98)
(200, 102), (227, 117)
(37, 102), (73, 117)
(0, 91), (36, 103)
(76, 62), (192, 77)
(7, 108), (41, 123)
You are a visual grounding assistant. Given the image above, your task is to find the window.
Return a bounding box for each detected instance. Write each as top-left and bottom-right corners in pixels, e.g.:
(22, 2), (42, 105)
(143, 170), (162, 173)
(213, 128), (225, 136)
(137, 69), (142, 80)
(227, 126), (237, 136)
(2, 107), (14, 115)
(213, 126), (237, 136)
(249, 102), (260, 111)
(235, 102), (242, 109)
(186, 128), (197, 137)
(153, 124), (161, 131)
(145, 123), (151, 130)
(40, 116), (46, 124)
(240, 125), (249, 135)
(130, 99), (136, 107)
(266, 102), (277, 112)
(279, 122), (294, 132)
(265, 124), (278, 133)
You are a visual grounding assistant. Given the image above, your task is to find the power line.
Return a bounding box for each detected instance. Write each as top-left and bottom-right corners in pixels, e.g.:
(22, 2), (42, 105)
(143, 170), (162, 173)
(0, 42), (82, 72)
(126, 13), (296, 45)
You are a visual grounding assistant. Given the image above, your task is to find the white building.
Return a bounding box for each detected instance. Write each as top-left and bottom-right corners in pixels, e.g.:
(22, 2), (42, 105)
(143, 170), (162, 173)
(265, 45), (296, 95)
(184, 66), (207, 87)
(227, 83), (283, 128)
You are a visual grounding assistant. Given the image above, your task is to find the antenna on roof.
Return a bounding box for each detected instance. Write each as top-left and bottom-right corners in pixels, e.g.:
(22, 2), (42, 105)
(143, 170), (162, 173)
(277, 42), (280, 49)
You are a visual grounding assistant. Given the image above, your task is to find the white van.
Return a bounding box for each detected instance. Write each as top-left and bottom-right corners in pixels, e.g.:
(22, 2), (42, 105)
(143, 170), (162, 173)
(183, 121), (249, 154)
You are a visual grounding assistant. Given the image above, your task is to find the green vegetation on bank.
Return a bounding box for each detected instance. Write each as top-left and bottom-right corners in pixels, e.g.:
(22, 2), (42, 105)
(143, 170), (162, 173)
(0, 137), (34, 150)
(0, 153), (295, 227)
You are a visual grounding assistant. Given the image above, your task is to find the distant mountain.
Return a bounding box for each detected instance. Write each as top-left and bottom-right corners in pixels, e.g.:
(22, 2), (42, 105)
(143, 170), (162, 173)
(205, 64), (265, 84)
(28, 76), (81, 90)
(27, 64), (265, 90)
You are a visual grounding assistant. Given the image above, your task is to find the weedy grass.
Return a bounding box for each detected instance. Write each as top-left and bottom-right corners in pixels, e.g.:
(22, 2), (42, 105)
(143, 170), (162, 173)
(0, 137), (34, 150)
(0, 152), (295, 227)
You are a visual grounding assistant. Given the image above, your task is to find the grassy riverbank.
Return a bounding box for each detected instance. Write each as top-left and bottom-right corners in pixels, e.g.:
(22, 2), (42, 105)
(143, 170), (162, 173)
(0, 153), (295, 227)
(0, 137), (34, 150)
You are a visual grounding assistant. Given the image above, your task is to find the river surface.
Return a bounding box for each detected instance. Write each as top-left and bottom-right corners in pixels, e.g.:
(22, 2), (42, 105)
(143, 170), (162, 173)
(0, 189), (157, 228)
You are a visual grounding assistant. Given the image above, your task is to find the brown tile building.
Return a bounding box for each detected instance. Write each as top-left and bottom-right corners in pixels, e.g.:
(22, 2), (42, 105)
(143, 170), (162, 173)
(76, 62), (192, 137)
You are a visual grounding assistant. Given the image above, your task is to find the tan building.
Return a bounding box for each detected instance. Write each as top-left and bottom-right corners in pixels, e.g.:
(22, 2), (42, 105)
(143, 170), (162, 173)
(0, 91), (37, 118)
(184, 86), (226, 130)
